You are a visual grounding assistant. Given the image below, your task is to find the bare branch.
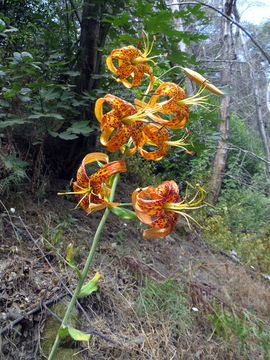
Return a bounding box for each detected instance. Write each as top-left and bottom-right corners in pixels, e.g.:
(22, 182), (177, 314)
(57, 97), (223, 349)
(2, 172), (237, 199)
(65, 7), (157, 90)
(68, 0), (82, 26)
(169, 2), (270, 64)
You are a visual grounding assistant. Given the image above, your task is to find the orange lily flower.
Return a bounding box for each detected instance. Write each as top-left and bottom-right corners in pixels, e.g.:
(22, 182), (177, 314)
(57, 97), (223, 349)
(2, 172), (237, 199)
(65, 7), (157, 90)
(95, 94), (147, 153)
(132, 181), (205, 239)
(135, 82), (189, 130)
(106, 44), (155, 93)
(139, 124), (194, 160)
(138, 123), (170, 161)
(58, 153), (127, 214)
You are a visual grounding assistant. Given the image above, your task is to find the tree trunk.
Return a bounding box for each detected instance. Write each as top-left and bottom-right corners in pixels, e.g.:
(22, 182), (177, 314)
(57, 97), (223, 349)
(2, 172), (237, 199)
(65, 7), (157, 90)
(253, 77), (270, 195)
(238, 30), (270, 195)
(210, 0), (235, 204)
(77, 0), (101, 95)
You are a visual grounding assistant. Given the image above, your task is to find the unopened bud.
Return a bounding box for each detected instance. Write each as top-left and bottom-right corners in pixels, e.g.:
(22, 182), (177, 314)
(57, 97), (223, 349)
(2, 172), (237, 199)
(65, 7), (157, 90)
(183, 67), (224, 96)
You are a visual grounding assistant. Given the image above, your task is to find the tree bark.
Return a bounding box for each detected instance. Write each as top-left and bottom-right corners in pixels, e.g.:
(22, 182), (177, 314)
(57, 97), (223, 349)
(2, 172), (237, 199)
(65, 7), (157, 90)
(238, 30), (270, 195)
(210, 0), (235, 204)
(253, 74), (270, 195)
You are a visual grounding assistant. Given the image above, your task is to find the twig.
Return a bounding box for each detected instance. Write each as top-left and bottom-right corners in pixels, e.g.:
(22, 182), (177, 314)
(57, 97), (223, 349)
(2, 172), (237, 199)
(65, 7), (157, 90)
(2, 215), (120, 346)
(15, 216), (95, 324)
(169, 2), (270, 64)
(0, 293), (67, 336)
(68, 0), (81, 26)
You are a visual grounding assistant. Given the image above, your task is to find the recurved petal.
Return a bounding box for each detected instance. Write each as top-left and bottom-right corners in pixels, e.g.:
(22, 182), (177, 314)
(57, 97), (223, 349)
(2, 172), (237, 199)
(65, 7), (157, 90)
(139, 123), (170, 160)
(82, 152), (109, 165)
(131, 64), (146, 87)
(146, 73), (155, 94)
(76, 153), (109, 187)
(105, 125), (131, 152)
(151, 211), (178, 230)
(110, 46), (142, 60)
(100, 125), (114, 147)
(142, 226), (173, 239)
(143, 123), (169, 144)
(87, 202), (108, 214)
(95, 98), (105, 122)
(132, 188), (157, 225)
(106, 55), (118, 74)
(150, 82), (186, 113)
(116, 62), (134, 80)
(148, 107), (189, 130)
(90, 160), (127, 186)
(139, 147), (168, 161)
(101, 109), (122, 128)
(103, 94), (137, 117)
(157, 180), (181, 203)
(132, 187), (165, 217)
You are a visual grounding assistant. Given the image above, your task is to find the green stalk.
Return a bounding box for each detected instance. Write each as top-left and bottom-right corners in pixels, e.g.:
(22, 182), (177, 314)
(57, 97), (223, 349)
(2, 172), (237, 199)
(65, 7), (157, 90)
(48, 173), (121, 360)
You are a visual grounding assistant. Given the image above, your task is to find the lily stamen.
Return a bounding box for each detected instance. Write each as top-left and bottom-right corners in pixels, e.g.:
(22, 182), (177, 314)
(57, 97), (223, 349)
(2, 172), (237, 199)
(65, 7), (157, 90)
(176, 86), (213, 110)
(164, 184), (206, 211)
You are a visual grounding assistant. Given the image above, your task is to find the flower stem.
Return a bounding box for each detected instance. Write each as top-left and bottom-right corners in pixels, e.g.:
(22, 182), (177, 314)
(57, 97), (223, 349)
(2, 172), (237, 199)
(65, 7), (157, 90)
(48, 173), (121, 360)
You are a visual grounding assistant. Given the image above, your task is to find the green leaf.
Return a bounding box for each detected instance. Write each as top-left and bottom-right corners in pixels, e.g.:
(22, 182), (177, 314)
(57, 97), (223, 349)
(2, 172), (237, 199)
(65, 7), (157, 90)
(0, 118), (27, 129)
(4, 27), (18, 33)
(18, 95), (31, 103)
(28, 113), (64, 120)
(3, 90), (16, 98)
(58, 327), (92, 342)
(0, 19), (5, 31)
(21, 51), (33, 60)
(110, 207), (137, 220)
(63, 71), (80, 77)
(67, 121), (93, 135)
(19, 88), (31, 95)
(58, 132), (78, 140)
(13, 52), (22, 61)
(78, 272), (101, 299)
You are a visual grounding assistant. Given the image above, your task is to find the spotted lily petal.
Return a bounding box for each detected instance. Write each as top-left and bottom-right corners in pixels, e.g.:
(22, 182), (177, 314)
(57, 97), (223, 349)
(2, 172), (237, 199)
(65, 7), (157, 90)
(58, 153), (127, 214)
(138, 123), (170, 160)
(95, 94), (148, 153)
(106, 45), (155, 93)
(132, 181), (181, 239)
(135, 83), (189, 130)
(76, 152), (109, 188)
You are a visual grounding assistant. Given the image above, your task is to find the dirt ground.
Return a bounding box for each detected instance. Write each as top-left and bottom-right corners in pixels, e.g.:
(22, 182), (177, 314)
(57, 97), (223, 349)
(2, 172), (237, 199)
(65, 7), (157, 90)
(1, 182), (270, 360)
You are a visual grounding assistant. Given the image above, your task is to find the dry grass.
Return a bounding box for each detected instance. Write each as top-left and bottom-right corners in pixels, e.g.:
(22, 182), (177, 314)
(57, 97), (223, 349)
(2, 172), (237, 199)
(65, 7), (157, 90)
(1, 195), (270, 359)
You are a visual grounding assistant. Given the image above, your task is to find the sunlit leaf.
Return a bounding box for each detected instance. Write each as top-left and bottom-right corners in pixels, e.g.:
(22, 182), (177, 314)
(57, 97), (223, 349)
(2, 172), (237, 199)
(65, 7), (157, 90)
(78, 272), (101, 299)
(110, 207), (137, 220)
(58, 327), (92, 342)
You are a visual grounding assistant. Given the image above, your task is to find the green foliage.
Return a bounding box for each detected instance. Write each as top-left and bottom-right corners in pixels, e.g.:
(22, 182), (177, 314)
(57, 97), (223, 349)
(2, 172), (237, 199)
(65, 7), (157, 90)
(0, 49), (94, 140)
(78, 273), (101, 299)
(0, 153), (28, 195)
(110, 206), (137, 220)
(208, 306), (270, 359)
(41, 303), (82, 359)
(58, 327), (92, 342)
(126, 154), (162, 187)
(41, 213), (77, 250)
(201, 188), (270, 272)
(222, 114), (266, 193)
(136, 279), (192, 329)
(158, 97), (221, 185)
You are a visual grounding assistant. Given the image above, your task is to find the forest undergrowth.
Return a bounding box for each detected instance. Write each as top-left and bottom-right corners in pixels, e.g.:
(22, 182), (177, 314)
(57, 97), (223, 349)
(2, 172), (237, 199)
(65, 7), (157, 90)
(1, 167), (270, 360)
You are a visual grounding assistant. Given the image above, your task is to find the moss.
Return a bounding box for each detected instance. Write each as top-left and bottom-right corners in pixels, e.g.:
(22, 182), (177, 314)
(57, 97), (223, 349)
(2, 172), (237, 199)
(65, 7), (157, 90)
(54, 348), (83, 360)
(40, 302), (80, 358)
